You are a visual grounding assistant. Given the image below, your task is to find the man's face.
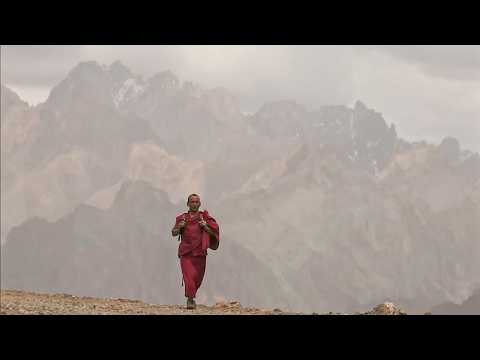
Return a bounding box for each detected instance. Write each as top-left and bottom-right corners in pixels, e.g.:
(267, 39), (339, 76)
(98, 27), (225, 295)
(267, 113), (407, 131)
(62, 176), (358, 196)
(188, 196), (201, 212)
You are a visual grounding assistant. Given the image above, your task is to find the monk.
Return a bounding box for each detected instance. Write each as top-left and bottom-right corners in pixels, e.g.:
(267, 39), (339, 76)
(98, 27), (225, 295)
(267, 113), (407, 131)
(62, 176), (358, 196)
(171, 194), (220, 309)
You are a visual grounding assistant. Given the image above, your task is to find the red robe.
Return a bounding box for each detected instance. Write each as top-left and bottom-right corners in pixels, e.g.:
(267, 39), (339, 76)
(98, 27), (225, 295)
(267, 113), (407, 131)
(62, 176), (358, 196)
(174, 210), (220, 298)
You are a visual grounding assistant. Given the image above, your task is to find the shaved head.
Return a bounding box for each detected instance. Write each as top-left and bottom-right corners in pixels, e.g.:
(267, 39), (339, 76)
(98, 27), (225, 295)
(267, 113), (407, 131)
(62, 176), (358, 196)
(187, 194), (200, 203)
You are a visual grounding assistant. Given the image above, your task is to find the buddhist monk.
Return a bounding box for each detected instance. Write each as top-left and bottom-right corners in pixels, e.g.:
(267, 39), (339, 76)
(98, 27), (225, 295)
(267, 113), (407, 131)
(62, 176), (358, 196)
(171, 194), (220, 309)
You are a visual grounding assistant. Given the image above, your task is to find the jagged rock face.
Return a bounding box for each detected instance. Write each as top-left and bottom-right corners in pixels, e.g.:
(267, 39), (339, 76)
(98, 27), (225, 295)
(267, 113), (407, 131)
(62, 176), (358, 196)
(379, 143), (479, 213)
(85, 141), (207, 209)
(350, 101), (397, 173)
(251, 100), (309, 138)
(116, 75), (294, 201)
(3, 149), (105, 241)
(1, 85), (43, 241)
(1, 86), (39, 192)
(125, 142), (206, 204)
(1, 85), (29, 126)
(215, 139), (480, 313)
(1, 181), (288, 309)
(1, 74), (158, 243)
(436, 136), (461, 164)
(248, 100), (397, 176)
(46, 61), (133, 110)
(121, 84), (250, 163)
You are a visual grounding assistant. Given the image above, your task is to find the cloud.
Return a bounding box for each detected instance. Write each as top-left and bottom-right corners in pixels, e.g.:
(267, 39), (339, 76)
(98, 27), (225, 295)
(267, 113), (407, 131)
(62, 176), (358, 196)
(1, 45), (479, 152)
(351, 47), (480, 152)
(2, 45), (356, 110)
(177, 45), (355, 110)
(355, 45), (480, 82)
(1, 45), (84, 87)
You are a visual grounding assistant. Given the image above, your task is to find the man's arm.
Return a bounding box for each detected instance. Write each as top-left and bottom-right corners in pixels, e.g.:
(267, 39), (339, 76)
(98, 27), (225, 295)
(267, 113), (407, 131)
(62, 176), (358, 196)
(199, 216), (217, 237)
(172, 218), (186, 237)
(172, 226), (181, 237)
(202, 224), (216, 237)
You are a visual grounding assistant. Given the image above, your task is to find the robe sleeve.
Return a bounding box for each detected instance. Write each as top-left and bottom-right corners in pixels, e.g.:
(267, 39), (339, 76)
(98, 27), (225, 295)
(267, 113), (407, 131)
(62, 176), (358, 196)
(173, 214), (185, 240)
(174, 213), (187, 226)
(202, 211), (220, 250)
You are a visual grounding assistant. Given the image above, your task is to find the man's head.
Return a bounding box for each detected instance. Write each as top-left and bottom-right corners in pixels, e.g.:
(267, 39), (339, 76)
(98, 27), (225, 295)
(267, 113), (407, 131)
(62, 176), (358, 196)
(187, 194), (201, 212)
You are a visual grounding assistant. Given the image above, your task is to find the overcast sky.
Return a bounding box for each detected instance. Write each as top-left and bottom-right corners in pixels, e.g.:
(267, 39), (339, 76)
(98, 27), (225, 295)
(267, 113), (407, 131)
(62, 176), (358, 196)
(1, 45), (479, 152)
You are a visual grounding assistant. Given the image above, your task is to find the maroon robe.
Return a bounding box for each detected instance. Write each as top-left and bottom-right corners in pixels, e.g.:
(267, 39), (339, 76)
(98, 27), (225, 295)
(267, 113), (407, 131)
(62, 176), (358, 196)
(174, 210), (220, 298)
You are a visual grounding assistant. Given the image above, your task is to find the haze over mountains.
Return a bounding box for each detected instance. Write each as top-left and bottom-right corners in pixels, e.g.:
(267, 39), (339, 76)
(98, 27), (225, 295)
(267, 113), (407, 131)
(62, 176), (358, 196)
(2, 61), (479, 313)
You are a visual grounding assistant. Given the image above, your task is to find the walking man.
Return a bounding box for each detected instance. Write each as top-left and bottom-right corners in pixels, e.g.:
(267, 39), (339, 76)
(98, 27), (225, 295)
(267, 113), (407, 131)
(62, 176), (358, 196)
(172, 194), (220, 309)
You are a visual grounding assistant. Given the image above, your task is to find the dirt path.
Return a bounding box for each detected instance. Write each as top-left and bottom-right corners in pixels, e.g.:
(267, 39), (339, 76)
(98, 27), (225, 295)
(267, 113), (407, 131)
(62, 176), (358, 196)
(1, 289), (409, 315)
(0, 290), (299, 315)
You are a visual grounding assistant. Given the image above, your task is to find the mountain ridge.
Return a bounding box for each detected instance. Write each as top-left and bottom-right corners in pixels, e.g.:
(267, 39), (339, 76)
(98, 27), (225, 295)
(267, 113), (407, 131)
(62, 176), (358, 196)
(2, 61), (479, 314)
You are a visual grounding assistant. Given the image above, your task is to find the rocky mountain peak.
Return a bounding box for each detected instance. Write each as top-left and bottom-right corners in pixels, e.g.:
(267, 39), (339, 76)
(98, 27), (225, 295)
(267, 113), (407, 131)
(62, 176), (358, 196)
(68, 60), (105, 80)
(46, 61), (140, 110)
(148, 70), (180, 91)
(437, 136), (461, 164)
(1, 85), (28, 108)
(352, 100), (392, 140)
(257, 100), (307, 118)
(181, 81), (203, 97)
(353, 100), (368, 112)
(251, 100), (308, 138)
(108, 60), (133, 84)
(1, 85), (30, 126)
(348, 101), (398, 173)
(110, 179), (172, 212)
(46, 61), (111, 108)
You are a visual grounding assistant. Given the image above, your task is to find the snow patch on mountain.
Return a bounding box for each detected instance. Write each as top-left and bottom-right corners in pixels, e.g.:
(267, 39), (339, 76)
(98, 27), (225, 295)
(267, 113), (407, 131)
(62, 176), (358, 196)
(113, 78), (145, 108)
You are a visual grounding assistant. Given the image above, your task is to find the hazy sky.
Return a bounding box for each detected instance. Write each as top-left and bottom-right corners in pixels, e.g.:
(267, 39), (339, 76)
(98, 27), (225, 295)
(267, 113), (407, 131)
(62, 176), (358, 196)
(1, 45), (479, 152)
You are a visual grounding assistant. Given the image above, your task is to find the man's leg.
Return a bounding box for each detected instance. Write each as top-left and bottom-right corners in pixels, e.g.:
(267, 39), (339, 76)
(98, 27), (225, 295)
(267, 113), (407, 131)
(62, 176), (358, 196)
(191, 255), (207, 292)
(180, 255), (206, 308)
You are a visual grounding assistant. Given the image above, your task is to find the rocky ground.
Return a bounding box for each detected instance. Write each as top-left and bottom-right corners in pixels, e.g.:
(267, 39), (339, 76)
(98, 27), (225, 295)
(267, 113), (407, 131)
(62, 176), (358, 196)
(0, 289), (407, 315)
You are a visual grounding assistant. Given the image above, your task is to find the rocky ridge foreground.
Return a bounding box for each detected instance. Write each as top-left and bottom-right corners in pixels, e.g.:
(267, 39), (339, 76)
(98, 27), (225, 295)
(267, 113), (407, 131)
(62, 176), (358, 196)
(1, 289), (408, 315)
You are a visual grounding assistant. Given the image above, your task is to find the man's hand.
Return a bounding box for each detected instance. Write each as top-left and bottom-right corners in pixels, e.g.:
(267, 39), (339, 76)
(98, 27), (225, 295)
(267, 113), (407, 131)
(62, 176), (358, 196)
(172, 219), (186, 237)
(178, 220), (186, 229)
(199, 215), (208, 229)
(199, 215), (215, 237)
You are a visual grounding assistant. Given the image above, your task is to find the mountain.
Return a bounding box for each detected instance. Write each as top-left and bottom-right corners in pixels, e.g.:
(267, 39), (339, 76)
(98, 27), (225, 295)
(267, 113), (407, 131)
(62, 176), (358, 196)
(1, 180), (289, 309)
(1, 63), (160, 243)
(429, 288), (480, 314)
(85, 141), (207, 208)
(214, 99), (479, 313)
(1, 85), (36, 191)
(215, 137), (480, 313)
(1, 85), (29, 126)
(249, 100), (398, 175)
(2, 60), (479, 313)
(1, 85), (40, 241)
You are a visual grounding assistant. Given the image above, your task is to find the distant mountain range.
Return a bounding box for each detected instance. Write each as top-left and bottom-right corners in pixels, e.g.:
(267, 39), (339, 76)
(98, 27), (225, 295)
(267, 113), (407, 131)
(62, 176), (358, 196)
(430, 288), (480, 314)
(2, 61), (479, 313)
